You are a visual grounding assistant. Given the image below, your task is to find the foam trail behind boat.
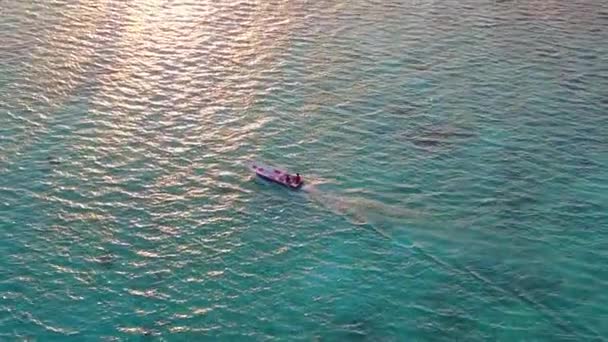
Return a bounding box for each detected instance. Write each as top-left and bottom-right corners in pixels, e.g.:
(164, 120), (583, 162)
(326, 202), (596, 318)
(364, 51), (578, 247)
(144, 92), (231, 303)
(302, 184), (599, 340)
(302, 183), (421, 239)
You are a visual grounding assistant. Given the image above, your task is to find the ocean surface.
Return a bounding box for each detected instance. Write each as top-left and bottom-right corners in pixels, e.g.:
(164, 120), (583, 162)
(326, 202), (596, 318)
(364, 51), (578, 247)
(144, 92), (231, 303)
(1, 0), (608, 340)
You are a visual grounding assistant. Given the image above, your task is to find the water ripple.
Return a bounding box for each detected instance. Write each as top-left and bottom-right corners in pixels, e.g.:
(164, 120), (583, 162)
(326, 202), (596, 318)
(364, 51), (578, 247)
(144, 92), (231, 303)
(1, 0), (608, 340)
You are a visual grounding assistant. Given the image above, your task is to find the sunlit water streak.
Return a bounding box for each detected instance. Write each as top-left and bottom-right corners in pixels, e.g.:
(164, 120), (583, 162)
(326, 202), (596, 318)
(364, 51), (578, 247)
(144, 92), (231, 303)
(1, 0), (608, 340)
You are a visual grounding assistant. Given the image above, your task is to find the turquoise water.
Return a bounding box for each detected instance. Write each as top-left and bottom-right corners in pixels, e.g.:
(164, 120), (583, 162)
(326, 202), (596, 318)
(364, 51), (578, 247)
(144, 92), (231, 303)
(1, 0), (608, 339)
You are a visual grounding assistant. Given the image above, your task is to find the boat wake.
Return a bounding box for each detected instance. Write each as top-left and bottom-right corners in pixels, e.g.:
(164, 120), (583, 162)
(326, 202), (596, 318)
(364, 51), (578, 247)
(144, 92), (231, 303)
(301, 183), (600, 340)
(301, 183), (420, 240)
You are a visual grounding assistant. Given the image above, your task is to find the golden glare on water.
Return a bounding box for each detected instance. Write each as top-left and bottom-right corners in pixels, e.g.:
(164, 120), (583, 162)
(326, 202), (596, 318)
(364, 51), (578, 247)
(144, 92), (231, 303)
(69, 0), (303, 208)
(2, 0), (608, 339)
(0, 2), (109, 161)
(95, 0), (297, 109)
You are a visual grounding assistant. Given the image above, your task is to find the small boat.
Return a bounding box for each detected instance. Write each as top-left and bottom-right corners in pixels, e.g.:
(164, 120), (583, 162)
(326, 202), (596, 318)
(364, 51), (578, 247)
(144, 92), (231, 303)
(250, 162), (303, 189)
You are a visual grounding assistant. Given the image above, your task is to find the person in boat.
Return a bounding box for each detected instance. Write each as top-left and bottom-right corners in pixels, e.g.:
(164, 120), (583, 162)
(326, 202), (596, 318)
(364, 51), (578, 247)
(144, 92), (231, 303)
(285, 174), (291, 183)
(294, 173), (301, 184)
